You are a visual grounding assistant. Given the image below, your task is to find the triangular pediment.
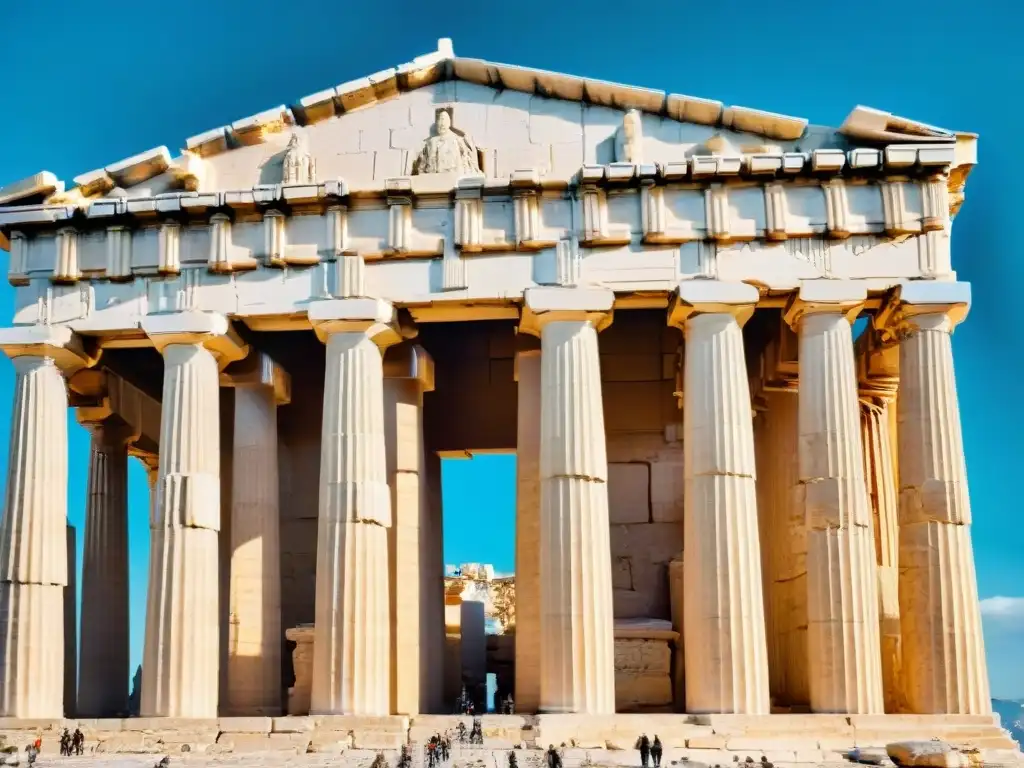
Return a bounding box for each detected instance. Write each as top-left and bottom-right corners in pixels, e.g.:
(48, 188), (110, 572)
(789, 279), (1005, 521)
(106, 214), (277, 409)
(0, 38), (972, 211)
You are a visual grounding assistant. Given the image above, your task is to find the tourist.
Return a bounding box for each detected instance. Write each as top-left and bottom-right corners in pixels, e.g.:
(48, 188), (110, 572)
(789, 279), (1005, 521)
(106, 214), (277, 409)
(546, 744), (562, 768)
(637, 733), (651, 768)
(651, 735), (663, 768)
(60, 728), (71, 756)
(73, 726), (85, 755)
(24, 743), (38, 766)
(508, 750), (518, 768)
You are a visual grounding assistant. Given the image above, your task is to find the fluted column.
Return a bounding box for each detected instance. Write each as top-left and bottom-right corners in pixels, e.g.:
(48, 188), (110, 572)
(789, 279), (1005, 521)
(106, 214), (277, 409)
(140, 312), (248, 718)
(514, 336), (542, 714)
(784, 284), (884, 714)
(521, 287), (615, 714)
(224, 353), (290, 715)
(384, 343), (434, 715)
(309, 298), (403, 715)
(669, 281), (770, 714)
(0, 326), (91, 717)
(78, 416), (133, 717)
(879, 281), (990, 714)
(859, 397), (903, 714)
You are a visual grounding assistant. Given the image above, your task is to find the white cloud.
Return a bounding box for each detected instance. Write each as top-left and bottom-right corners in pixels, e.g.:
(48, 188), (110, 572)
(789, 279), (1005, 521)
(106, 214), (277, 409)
(980, 596), (1024, 620)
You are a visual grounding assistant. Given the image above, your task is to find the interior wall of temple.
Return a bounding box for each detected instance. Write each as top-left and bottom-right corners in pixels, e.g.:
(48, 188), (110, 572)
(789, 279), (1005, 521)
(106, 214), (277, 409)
(602, 311), (684, 622)
(218, 388), (235, 714)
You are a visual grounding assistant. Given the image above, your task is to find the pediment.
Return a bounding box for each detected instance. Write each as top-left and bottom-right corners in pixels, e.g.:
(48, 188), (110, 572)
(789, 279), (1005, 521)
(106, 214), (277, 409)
(0, 38), (974, 214)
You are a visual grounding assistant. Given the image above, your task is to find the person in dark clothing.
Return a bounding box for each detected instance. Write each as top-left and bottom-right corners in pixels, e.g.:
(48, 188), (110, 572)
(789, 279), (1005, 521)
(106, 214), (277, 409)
(637, 734), (651, 768)
(508, 750), (518, 768)
(651, 735), (663, 768)
(73, 727), (85, 755)
(60, 729), (71, 756)
(546, 745), (562, 768)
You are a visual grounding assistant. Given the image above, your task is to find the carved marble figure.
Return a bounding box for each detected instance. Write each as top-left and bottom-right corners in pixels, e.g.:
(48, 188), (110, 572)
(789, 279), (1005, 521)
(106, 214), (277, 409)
(615, 109), (643, 163)
(282, 130), (316, 184)
(414, 109), (480, 175)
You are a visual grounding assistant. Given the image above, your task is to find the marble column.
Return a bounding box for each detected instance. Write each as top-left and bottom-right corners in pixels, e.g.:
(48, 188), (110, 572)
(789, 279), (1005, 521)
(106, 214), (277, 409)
(64, 523), (77, 719)
(0, 326), (90, 717)
(514, 336), (542, 714)
(140, 312), (248, 718)
(309, 298), (402, 715)
(753, 389), (808, 707)
(384, 343), (434, 715)
(669, 281), (770, 714)
(881, 282), (990, 714)
(78, 416), (132, 717)
(784, 284), (884, 714)
(859, 397), (903, 714)
(521, 287), (616, 714)
(224, 353), (290, 715)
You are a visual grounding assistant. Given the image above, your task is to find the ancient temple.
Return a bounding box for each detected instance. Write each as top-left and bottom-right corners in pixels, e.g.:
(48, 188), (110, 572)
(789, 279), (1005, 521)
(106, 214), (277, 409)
(0, 37), (1015, 762)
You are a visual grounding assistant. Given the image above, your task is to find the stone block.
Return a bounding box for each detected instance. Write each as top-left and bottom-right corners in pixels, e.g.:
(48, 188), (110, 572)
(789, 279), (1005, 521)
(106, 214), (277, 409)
(614, 638), (671, 674)
(886, 740), (969, 768)
(352, 730), (405, 749)
(309, 730), (353, 752)
(687, 735), (728, 749)
(91, 732), (148, 753)
(608, 463), (651, 524)
(218, 716), (272, 733)
(212, 732), (276, 752)
(273, 716), (317, 732)
(72, 718), (124, 733)
(268, 732), (314, 752)
(725, 736), (820, 751)
(122, 717), (218, 732)
(650, 460), (684, 523)
(615, 673), (673, 710)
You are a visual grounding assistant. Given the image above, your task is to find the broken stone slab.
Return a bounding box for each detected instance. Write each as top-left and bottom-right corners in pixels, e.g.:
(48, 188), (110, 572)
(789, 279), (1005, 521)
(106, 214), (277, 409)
(308, 730), (353, 752)
(886, 741), (968, 768)
(849, 746), (894, 765)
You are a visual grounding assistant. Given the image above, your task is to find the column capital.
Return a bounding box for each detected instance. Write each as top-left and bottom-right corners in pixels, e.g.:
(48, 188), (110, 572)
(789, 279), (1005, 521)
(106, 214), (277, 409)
(0, 325), (99, 376)
(309, 297), (408, 347)
(220, 351), (291, 404)
(783, 281), (867, 329)
(856, 326), (899, 404)
(383, 343), (435, 392)
(76, 400), (139, 442)
(873, 280), (971, 340)
(141, 311), (248, 368)
(519, 287), (614, 336)
(668, 280), (759, 329)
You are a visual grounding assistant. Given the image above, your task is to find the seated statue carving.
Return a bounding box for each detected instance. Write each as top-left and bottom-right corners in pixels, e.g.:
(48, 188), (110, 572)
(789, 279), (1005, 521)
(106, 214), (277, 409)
(414, 110), (481, 175)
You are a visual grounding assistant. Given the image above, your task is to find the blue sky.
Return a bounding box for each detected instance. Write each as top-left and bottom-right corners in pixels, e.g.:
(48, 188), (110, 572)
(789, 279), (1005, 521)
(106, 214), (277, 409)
(1, 1), (1022, 698)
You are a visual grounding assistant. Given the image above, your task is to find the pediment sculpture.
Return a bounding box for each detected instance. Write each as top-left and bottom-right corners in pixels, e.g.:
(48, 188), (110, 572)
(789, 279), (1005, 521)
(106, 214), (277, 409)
(615, 109), (643, 163)
(413, 109), (481, 175)
(282, 129), (316, 185)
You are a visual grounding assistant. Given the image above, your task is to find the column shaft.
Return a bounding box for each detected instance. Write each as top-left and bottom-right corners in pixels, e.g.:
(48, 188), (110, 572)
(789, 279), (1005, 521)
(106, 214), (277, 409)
(538, 319), (615, 713)
(860, 400), (903, 713)
(682, 312), (769, 714)
(897, 312), (989, 714)
(64, 523), (77, 718)
(754, 391), (808, 706)
(0, 356), (70, 717)
(796, 311), (883, 713)
(311, 330), (391, 715)
(141, 342), (222, 718)
(227, 386), (282, 714)
(79, 423), (131, 717)
(514, 345), (542, 713)
(385, 376), (426, 715)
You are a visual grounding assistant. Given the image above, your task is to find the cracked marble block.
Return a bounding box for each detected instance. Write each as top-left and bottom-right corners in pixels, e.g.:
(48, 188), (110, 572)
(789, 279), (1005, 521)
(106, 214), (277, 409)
(670, 282), (770, 714)
(522, 287), (616, 714)
(785, 286), (884, 714)
(310, 298), (402, 715)
(78, 419), (132, 718)
(0, 354), (72, 717)
(891, 288), (989, 715)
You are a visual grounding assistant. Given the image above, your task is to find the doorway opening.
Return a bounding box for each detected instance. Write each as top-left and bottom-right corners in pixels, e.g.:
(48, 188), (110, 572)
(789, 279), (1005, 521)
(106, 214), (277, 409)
(440, 452), (516, 714)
